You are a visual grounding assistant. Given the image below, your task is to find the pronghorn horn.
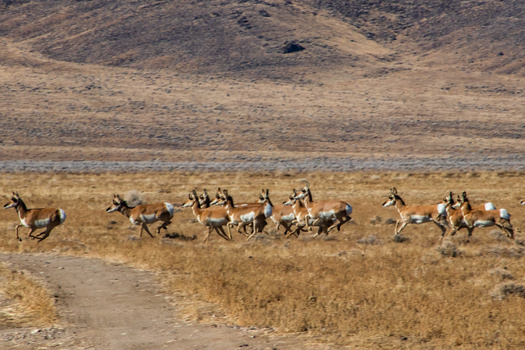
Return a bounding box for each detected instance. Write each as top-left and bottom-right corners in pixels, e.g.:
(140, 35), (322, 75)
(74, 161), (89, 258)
(265, 189), (269, 196)
(392, 187), (397, 195)
(203, 189), (207, 195)
(223, 189), (228, 196)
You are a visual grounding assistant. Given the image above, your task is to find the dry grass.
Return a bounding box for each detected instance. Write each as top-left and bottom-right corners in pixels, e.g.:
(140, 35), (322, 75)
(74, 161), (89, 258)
(1, 170), (525, 348)
(0, 264), (57, 328)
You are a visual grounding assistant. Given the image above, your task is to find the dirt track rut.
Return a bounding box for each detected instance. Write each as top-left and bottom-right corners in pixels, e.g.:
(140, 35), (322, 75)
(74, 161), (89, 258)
(0, 254), (306, 350)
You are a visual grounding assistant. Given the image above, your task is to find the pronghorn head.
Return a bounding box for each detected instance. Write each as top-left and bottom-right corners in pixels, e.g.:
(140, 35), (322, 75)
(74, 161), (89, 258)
(210, 188), (225, 206)
(441, 191), (455, 207)
(382, 188), (399, 207)
(283, 189), (298, 206)
(4, 192), (22, 209)
(106, 194), (128, 213)
(521, 200), (525, 205)
(199, 189), (210, 208)
(293, 186), (308, 200)
(182, 191), (198, 208)
(258, 189), (273, 206)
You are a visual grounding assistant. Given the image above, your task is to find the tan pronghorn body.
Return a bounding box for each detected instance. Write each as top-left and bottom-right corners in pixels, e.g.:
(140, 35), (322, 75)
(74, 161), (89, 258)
(458, 192), (513, 239)
(183, 190), (231, 241)
(440, 192), (471, 239)
(452, 194), (496, 211)
(256, 190), (295, 235)
(382, 188), (447, 239)
(220, 189), (272, 240)
(4, 192), (66, 242)
(106, 194), (174, 238)
(283, 192), (332, 237)
(293, 183), (352, 233)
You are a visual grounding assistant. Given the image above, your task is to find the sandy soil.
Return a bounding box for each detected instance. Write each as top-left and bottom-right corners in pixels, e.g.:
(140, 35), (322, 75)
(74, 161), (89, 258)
(0, 254), (325, 350)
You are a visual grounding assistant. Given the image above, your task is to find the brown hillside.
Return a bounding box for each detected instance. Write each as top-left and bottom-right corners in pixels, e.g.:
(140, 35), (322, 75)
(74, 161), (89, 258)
(0, 0), (524, 169)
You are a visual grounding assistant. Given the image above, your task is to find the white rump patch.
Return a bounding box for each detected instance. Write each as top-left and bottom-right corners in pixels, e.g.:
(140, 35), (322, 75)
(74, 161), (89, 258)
(346, 204), (353, 216)
(499, 209), (510, 220)
(165, 202), (175, 217)
(437, 203), (447, 216)
(58, 209), (67, 224)
(485, 202), (496, 210)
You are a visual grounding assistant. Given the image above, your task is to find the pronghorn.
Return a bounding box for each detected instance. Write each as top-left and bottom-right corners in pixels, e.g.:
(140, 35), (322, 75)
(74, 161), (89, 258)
(199, 189), (211, 208)
(106, 194), (174, 238)
(457, 191), (514, 239)
(293, 182), (352, 233)
(211, 187), (268, 235)
(382, 188), (448, 239)
(182, 190), (232, 241)
(4, 192), (66, 242)
(220, 189), (272, 240)
(283, 190), (333, 237)
(257, 190), (295, 235)
(440, 192), (470, 239)
(451, 194), (496, 211)
(521, 200), (525, 205)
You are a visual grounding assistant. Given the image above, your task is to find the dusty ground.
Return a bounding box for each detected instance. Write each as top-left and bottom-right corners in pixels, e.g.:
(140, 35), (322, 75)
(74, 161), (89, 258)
(0, 253), (327, 350)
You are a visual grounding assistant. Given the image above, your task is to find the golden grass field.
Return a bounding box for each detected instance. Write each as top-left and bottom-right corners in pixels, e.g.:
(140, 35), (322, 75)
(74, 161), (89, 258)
(1, 170), (525, 348)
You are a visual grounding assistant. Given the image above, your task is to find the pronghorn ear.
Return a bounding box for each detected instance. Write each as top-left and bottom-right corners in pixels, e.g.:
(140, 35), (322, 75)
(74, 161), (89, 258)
(223, 189), (228, 196)
(203, 189), (207, 195)
(292, 188), (296, 195)
(305, 181), (310, 189)
(192, 190), (198, 197)
(392, 187), (397, 194)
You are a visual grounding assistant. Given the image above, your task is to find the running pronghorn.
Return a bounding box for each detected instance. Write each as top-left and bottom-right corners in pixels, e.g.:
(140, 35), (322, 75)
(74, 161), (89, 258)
(382, 188), (448, 239)
(440, 192), (470, 239)
(283, 189), (333, 237)
(522, 200), (525, 205)
(199, 189), (211, 208)
(106, 194), (174, 238)
(457, 191), (514, 239)
(182, 190), (232, 241)
(257, 190), (295, 236)
(292, 182), (352, 233)
(451, 194), (496, 211)
(220, 189), (272, 240)
(4, 192), (66, 242)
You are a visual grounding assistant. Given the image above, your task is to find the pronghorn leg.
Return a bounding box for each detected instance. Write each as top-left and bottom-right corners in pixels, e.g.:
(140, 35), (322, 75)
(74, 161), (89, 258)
(496, 223), (514, 239)
(27, 228), (39, 240)
(281, 222), (291, 236)
(431, 220), (447, 240)
(15, 225), (24, 241)
(216, 226), (231, 240)
(203, 227), (212, 242)
(246, 220), (263, 241)
(157, 220), (171, 234)
(141, 223), (155, 238)
(395, 222), (408, 235)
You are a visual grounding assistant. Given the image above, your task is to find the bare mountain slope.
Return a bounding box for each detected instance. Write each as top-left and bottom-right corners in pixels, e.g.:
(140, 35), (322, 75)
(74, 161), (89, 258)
(0, 0), (390, 77)
(0, 0), (524, 169)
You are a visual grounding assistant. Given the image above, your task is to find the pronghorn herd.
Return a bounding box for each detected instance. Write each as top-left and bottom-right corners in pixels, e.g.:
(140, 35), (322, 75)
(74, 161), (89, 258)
(3, 186), (524, 243)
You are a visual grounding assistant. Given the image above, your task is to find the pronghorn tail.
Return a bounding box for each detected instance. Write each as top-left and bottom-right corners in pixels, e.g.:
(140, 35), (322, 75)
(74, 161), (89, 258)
(58, 209), (67, 224)
(485, 202), (496, 210)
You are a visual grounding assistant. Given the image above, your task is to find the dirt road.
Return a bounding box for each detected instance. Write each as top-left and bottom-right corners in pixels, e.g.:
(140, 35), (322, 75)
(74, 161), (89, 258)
(0, 254), (316, 350)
